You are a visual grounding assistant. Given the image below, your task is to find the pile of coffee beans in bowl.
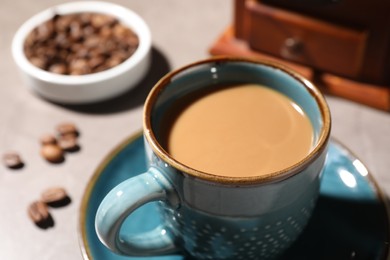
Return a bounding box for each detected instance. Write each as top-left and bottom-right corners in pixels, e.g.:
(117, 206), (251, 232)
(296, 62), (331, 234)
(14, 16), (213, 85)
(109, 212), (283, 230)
(23, 12), (139, 75)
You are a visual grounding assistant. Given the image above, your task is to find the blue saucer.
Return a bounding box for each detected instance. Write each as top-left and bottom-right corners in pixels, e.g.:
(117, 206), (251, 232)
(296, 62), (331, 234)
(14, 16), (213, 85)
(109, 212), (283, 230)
(79, 132), (390, 259)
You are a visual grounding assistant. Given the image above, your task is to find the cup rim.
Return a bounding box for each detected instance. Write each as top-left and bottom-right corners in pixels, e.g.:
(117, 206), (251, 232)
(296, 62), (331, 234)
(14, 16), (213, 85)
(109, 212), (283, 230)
(143, 56), (331, 185)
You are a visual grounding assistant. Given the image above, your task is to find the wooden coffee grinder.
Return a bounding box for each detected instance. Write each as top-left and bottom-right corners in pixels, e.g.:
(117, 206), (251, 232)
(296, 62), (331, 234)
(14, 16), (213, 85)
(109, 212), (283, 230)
(210, 0), (390, 111)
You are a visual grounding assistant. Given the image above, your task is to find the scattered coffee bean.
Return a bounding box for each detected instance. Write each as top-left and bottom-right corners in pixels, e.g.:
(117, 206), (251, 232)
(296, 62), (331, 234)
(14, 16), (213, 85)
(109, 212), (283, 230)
(57, 134), (79, 152)
(24, 13), (139, 75)
(2, 151), (24, 169)
(40, 134), (57, 146)
(41, 187), (68, 205)
(39, 122), (81, 163)
(28, 201), (50, 224)
(56, 122), (78, 137)
(28, 187), (71, 228)
(40, 144), (64, 163)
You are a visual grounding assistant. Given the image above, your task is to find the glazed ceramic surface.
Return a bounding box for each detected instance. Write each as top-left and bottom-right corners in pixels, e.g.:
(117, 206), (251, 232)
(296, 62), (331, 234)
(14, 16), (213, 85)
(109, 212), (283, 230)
(79, 133), (390, 260)
(94, 57), (330, 259)
(12, 1), (151, 104)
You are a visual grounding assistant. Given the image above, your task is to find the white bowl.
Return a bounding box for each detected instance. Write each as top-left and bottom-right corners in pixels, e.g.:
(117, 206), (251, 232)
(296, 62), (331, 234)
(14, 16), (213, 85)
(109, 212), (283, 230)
(12, 1), (152, 104)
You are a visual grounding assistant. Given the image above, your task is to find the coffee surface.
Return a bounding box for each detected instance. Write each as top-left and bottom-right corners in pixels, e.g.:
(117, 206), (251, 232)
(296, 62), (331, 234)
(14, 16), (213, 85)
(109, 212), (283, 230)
(161, 84), (313, 177)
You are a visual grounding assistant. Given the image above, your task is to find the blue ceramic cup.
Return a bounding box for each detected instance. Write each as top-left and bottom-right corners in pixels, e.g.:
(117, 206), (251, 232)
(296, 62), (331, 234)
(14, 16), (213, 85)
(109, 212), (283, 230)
(95, 57), (331, 259)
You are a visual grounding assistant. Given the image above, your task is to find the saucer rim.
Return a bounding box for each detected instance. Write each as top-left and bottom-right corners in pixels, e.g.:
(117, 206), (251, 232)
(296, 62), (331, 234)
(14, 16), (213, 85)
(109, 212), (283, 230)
(78, 131), (143, 259)
(78, 131), (390, 259)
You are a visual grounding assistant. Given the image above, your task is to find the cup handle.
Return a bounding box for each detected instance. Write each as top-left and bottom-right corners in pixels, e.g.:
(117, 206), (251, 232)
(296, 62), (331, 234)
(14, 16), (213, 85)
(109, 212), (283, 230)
(95, 167), (180, 256)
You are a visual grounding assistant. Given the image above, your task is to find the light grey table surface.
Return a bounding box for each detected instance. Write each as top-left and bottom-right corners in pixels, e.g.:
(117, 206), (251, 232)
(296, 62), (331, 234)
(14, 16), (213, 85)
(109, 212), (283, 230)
(1, 0), (390, 259)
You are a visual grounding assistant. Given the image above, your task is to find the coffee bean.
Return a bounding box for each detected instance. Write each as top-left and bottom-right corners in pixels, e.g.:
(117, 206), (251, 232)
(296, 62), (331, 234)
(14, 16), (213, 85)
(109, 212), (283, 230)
(75, 46), (89, 59)
(100, 26), (112, 38)
(88, 56), (105, 69)
(28, 56), (46, 69)
(3, 152), (24, 169)
(69, 58), (90, 75)
(28, 201), (50, 224)
(54, 32), (71, 49)
(79, 13), (92, 26)
(83, 25), (95, 37)
(48, 63), (67, 74)
(69, 21), (83, 41)
(24, 13), (139, 75)
(35, 20), (54, 40)
(41, 144), (64, 163)
(107, 56), (123, 67)
(41, 187), (68, 204)
(54, 14), (73, 32)
(40, 134), (57, 146)
(84, 35), (101, 49)
(57, 134), (79, 151)
(91, 13), (117, 28)
(56, 122), (78, 137)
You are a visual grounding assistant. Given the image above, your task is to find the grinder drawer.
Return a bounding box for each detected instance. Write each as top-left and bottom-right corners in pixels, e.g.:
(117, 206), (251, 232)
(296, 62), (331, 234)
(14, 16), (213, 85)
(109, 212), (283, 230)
(246, 2), (368, 78)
